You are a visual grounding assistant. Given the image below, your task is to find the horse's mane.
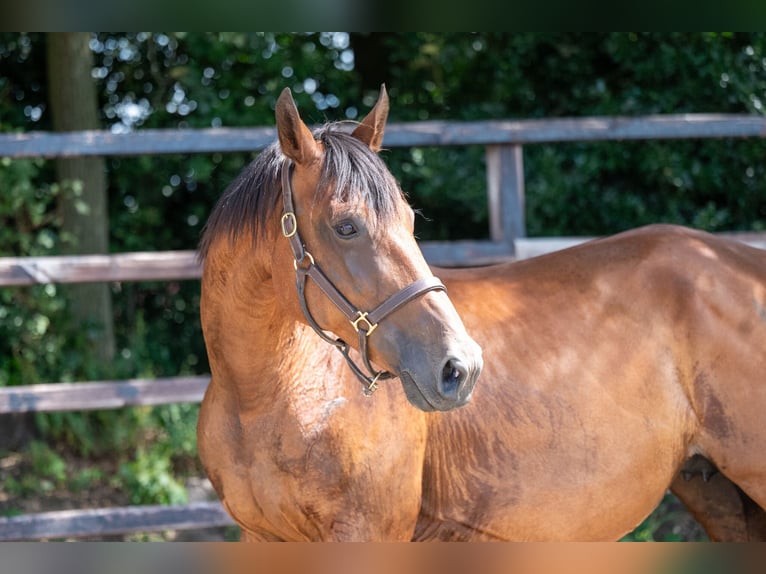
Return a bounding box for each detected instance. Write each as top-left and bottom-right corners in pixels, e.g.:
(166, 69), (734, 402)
(198, 123), (403, 261)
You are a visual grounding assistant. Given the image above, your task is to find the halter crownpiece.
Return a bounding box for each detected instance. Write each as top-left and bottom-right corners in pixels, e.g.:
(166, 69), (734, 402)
(280, 161), (447, 395)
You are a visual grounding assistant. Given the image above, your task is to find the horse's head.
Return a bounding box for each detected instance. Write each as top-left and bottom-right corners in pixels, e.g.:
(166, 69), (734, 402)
(271, 86), (482, 412)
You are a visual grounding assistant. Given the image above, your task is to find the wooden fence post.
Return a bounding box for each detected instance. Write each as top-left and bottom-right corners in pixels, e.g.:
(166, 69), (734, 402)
(486, 144), (525, 255)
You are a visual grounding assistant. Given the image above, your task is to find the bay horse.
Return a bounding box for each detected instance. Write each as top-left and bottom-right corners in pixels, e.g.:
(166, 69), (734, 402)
(198, 86), (766, 541)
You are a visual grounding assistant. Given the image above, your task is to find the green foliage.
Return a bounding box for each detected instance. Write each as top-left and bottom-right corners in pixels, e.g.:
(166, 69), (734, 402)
(68, 467), (104, 493)
(621, 494), (708, 542)
(118, 445), (188, 505)
(2, 441), (67, 497)
(0, 158), (75, 388)
(28, 440), (67, 483)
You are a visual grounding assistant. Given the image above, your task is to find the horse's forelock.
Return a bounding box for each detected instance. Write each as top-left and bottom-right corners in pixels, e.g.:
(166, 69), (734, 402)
(316, 126), (402, 224)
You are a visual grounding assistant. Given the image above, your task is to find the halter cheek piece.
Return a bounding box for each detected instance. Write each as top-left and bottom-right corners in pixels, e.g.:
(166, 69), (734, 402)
(280, 161), (447, 396)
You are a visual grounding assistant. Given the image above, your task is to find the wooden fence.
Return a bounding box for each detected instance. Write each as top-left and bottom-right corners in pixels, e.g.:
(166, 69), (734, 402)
(2, 113), (766, 540)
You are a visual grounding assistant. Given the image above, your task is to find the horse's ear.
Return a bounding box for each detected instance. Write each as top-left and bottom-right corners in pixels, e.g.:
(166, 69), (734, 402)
(275, 87), (320, 166)
(351, 84), (389, 152)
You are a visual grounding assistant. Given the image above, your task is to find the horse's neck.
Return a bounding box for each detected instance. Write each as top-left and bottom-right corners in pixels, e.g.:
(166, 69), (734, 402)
(203, 238), (334, 412)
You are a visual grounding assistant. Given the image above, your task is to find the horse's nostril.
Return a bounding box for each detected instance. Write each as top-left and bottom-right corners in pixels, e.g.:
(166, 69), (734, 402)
(440, 358), (467, 398)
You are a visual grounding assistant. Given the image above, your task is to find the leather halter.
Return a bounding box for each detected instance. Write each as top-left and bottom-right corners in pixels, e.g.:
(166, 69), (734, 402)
(280, 161), (447, 395)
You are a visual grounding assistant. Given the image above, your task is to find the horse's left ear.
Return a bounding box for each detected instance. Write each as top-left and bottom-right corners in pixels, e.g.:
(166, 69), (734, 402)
(351, 84), (389, 152)
(275, 87), (320, 166)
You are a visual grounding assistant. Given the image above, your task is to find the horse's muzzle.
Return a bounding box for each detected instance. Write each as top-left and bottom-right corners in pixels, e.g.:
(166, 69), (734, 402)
(399, 344), (483, 412)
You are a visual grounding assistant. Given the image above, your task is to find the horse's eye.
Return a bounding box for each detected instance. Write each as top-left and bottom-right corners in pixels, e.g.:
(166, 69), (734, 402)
(334, 221), (358, 238)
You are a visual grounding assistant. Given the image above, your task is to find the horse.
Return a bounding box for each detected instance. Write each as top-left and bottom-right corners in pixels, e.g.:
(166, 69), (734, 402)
(197, 86), (766, 541)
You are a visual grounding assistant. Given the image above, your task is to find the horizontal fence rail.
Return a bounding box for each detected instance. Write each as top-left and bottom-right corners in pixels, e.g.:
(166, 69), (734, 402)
(0, 250), (201, 286)
(2, 114), (766, 158)
(0, 375), (210, 413)
(0, 502), (234, 541)
(0, 243), (519, 286)
(3, 113), (766, 540)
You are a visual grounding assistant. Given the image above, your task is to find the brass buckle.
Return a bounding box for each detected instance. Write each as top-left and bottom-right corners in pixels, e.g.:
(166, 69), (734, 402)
(363, 372), (383, 396)
(351, 311), (378, 336)
(281, 212), (297, 238)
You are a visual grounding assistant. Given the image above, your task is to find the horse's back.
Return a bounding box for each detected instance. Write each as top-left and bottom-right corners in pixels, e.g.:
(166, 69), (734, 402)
(418, 224), (766, 540)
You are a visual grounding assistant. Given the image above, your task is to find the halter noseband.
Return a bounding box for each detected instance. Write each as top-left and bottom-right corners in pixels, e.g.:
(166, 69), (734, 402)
(280, 161), (447, 395)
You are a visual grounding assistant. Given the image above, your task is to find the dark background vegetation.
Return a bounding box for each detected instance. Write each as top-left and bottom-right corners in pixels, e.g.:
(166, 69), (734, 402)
(2, 32), (766, 540)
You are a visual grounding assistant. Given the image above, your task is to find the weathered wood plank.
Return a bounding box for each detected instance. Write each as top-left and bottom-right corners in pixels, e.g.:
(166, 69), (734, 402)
(2, 115), (765, 158)
(421, 240), (515, 267)
(0, 376), (210, 413)
(0, 243), (514, 286)
(0, 126), (277, 158)
(486, 144), (526, 249)
(514, 237), (592, 260)
(0, 250), (201, 286)
(383, 114), (766, 147)
(716, 231), (766, 249)
(0, 502), (234, 540)
(513, 231), (766, 260)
